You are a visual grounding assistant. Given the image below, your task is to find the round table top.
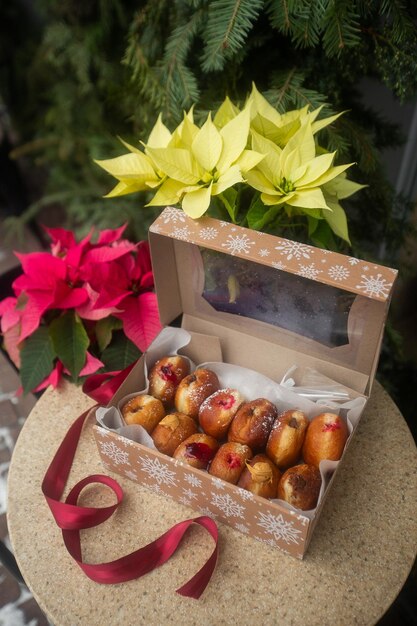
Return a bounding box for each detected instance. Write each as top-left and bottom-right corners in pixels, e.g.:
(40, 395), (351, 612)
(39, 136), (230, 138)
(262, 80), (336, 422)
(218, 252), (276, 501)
(7, 381), (417, 626)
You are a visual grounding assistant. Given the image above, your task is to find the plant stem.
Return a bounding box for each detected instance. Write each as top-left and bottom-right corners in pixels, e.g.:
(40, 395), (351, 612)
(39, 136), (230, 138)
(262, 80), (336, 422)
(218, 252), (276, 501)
(217, 192), (237, 223)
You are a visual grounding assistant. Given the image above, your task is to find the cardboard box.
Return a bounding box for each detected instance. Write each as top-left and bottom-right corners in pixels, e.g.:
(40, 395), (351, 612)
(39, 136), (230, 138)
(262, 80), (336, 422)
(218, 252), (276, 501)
(93, 207), (397, 558)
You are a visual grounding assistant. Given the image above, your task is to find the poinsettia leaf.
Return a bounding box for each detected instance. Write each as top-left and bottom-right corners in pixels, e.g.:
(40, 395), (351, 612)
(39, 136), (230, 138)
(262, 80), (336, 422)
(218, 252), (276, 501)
(49, 312), (90, 381)
(95, 316), (123, 352)
(97, 224), (127, 244)
(101, 332), (141, 371)
(323, 199), (351, 243)
(42, 226), (76, 248)
(20, 327), (56, 394)
(310, 221), (337, 249)
(116, 293), (162, 352)
(215, 186), (238, 222)
(83, 241), (136, 264)
(79, 352), (104, 376)
(247, 195), (281, 230)
(33, 361), (64, 392)
(307, 216), (320, 236)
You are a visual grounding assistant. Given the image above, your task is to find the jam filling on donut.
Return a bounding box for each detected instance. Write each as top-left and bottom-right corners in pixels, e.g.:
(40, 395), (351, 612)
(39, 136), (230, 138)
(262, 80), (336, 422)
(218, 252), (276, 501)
(322, 421), (341, 432)
(217, 395), (235, 410)
(185, 442), (214, 463)
(159, 364), (177, 383)
(226, 453), (241, 469)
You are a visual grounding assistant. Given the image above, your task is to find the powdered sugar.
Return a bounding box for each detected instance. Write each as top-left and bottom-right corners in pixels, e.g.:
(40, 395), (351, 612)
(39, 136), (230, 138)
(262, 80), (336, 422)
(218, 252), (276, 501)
(199, 388), (241, 413)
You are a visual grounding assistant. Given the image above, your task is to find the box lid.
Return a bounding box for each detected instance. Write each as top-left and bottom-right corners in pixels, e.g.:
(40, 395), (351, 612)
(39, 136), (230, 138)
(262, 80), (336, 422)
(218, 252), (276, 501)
(149, 207), (398, 394)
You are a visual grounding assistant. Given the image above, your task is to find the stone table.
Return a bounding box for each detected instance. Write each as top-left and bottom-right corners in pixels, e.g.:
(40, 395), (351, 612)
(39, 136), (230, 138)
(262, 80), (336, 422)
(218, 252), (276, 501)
(7, 381), (417, 626)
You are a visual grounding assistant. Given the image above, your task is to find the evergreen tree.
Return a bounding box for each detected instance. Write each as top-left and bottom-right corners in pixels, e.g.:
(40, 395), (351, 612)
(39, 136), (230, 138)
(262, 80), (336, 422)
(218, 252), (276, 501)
(1, 0), (416, 254)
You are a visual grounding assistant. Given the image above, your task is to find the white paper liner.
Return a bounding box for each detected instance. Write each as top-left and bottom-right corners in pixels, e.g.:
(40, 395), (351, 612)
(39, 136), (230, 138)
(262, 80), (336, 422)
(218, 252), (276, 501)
(281, 365), (352, 402)
(96, 326), (367, 517)
(96, 327), (196, 447)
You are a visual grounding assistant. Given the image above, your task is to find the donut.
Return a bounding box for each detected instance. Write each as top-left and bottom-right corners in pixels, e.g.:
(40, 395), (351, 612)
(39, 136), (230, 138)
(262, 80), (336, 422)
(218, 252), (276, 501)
(174, 368), (220, 419)
(121, 394), (165, 432)
(277, 464), (322, 511)
(151, 412), (197, 457)
(148, 355), (190, 405)
(227, 398), (277, 451)
(237, 454), (281, 499)
(266, 409), (309, 469)
(302, 412), (348, 467)
(173, 433), (219, 469)
(198, 388), (245, 439)
(209, 442), (253, 484)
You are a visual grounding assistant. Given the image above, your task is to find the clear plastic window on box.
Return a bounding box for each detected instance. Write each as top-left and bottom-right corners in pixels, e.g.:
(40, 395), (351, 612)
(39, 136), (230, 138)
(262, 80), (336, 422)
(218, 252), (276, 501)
(199, 248), (359, 349)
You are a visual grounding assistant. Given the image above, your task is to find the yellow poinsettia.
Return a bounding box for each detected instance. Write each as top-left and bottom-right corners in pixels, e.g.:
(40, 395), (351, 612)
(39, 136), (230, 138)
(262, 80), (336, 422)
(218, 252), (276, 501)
(248, 83), (343, 148)
(321, 173), (367, 243)
(95, 85), (365, 244)
(94, 114), (172, 198)
(145, 106), (264, 218)
(246, 120), (354, 212)
(213, 96), (240, 128)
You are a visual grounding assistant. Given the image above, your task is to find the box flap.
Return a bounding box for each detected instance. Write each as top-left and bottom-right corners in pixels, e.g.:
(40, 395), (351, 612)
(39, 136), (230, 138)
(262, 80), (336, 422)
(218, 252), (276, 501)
(149, 208), (397, 394)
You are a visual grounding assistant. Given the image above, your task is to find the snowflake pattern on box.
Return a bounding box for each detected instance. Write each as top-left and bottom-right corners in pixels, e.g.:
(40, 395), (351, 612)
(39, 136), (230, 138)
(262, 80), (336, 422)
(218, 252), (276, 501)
(258, 248), (270, 257)
(179, 496), (193, 507)
(356, 274), (392, 298)
(138, 456), (178, 486)
(210, 493), (246, 518)
(143, 482), (164, 496)
(182, 488), (197, 500)
(162, 206), (186, 223)
(199, 226), (219, 240)
(211, 477), (226, 490)
(149, 223), (161, 233)
(328, 264), (350, 281)
(256, 512), (301, 544)
(99, 440), (130, 466)
(234, 522), (250, 534)
(184, 473), (202, 488)
(236, 487), (255, 501)
(272, 261), (286, 270)
(275, 241), (313, 261)
(297, 263), (322, 280)
(124, 470), (139, 481)
(171, 226), (191, 240)
(198, 507), (218, 519)
(259, 537), (278, 548)
(153, 209), (396, 302)
(222, 234), (255, 255)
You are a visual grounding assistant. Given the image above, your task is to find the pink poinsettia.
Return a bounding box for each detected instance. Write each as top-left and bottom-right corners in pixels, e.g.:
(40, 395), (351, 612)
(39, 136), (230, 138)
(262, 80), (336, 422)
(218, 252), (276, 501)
(12, 252), (89, 341)
(111, 242), (159, 351)
(0, 225), (162, 393)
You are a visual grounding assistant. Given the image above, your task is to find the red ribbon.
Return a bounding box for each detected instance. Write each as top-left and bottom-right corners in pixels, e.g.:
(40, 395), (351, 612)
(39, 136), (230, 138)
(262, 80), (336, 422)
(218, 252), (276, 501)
(41, 365), (219, 598)
(81, 361), (137, 404)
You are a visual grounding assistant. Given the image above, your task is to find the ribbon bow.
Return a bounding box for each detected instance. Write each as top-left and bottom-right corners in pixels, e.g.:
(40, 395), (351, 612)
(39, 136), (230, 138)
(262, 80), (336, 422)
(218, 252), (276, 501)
(41, 363), (218, 598)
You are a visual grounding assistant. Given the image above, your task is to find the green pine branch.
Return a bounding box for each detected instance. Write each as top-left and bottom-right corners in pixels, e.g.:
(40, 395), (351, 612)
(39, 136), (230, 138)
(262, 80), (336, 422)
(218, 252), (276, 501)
(379, 0), (416, 43)
(264, 69), (329, 112)
(202, 0), (264, 71)
(159, 10), (205, 119)
(322, 0), (361, 57)
(266, 0), (327, 48)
